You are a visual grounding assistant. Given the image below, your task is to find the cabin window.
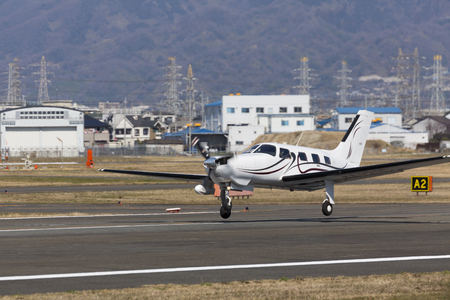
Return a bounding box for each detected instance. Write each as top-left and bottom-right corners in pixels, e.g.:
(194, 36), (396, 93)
(324, 156), (331, 164)
(279, 148), (291, 159)
(253, 144), (276, 157)
(298, 152), (307, 161)
(312, 153), (320, 163)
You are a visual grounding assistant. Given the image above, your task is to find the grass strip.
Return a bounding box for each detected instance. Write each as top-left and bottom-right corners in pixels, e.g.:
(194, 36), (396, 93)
(1, 271), (449, 300)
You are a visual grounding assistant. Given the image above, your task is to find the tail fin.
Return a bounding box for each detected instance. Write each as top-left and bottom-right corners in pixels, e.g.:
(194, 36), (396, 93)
(331, 110), (374, 167)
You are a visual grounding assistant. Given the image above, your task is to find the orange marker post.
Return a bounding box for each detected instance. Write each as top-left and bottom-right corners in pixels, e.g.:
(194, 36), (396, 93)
(86, 149), (94, 168)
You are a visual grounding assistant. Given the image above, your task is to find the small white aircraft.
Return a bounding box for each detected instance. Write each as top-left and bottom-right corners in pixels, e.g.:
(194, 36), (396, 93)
(99, 110), (450, 219)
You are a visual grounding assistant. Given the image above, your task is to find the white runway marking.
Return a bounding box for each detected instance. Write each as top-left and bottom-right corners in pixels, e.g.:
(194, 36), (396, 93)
(0, 211), (218, 220)
(0, 222), (220, 233)
(1, 255), (450, 281)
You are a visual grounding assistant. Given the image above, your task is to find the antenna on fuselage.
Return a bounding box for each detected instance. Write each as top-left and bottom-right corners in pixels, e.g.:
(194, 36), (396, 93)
(296, 132), (304, 146)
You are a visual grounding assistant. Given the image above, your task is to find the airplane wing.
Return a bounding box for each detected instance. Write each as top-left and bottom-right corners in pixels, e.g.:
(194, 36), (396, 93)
(282, 155), (450, 188)
(98, 169), (207, 182)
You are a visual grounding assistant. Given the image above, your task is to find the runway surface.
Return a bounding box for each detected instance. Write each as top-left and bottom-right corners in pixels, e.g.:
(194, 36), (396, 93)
(1, 203), (450, 295)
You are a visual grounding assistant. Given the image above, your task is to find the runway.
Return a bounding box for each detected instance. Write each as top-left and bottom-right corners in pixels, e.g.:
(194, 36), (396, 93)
(1, 203), (450, 295)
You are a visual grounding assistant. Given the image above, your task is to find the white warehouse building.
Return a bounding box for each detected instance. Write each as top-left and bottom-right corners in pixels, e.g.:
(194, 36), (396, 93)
(205, 94), (314, 133)
(0, 106), (85, 158)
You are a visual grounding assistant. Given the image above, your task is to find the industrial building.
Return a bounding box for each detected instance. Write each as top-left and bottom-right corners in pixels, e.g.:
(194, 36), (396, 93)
(0, 106), (85, 158)
(205, 94), (313, 132)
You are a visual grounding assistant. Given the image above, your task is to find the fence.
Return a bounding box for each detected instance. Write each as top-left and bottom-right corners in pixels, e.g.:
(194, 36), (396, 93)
(7, 147), (82, 158)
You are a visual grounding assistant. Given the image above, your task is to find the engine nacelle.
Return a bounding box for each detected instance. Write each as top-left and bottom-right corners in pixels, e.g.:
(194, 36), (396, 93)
(194, 184), (215, 195)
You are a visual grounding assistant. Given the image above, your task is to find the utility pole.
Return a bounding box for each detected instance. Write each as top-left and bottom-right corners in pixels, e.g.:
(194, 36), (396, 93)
(183, 64), (197, 154)
(335, 61), (352, 107)
(6, 58), (25, 106)
(429, 55), (447, 115)
(164, 57), (182, 116)
(29, 56), (59, 105)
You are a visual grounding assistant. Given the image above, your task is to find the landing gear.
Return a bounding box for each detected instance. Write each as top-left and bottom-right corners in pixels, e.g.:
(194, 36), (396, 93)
(322, 180), (335, 216)
(220, 189), (232, 219)
(220, 206), (231, 219)
(220, 189), (232, 211)
(322, 200), (333, 216)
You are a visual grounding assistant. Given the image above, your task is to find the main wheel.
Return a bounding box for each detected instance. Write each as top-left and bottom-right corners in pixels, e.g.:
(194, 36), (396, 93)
(322, 200), (333, 216)
(220, 189), (232, 210)
(220, 206), (231, 219)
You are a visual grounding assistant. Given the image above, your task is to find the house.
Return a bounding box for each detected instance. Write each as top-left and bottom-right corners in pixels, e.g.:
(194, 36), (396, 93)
(83, 115), (110, 147)
(142, 111), (177, 124)
(411, 116), (450, 139)
(114, 116), (167, 146)
(332, 107), (402, 130)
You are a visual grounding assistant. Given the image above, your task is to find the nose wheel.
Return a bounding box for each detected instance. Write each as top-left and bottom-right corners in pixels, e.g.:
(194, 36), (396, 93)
(220, 189), (232, 219)
(220, 206), (231, 219)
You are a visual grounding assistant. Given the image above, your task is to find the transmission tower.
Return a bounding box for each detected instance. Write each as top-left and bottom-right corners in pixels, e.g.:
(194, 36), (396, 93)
(335, 61), (352, 106)
(183, 64), (197, 153)
(394, 48), (421, 119)
(28, 56), (59, 105)
(6, 58), (25, 106)
(164, 57), (182, 115)
(429, 55), (447, 115)
(293, 57), (312, 95)
(183, 64), (197, 121)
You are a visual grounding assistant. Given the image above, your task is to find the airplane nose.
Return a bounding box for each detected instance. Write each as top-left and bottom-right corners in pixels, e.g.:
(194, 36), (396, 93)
(203, 157), (218, 169)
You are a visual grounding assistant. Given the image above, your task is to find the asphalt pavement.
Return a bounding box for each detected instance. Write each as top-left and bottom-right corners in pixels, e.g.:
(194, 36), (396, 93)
(0, 203), (450, 295)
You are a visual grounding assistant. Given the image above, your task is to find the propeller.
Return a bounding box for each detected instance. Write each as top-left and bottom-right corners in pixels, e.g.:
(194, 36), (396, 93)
(192, 136), (210, 159)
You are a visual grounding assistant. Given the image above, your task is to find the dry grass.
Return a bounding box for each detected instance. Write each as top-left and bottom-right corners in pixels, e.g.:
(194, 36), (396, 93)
(0, 181), (448, 207)
(2, 271), (449, 300)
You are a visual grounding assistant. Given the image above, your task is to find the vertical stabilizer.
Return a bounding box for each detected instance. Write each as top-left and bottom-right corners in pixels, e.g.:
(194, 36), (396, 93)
(331, 110), (374, 167)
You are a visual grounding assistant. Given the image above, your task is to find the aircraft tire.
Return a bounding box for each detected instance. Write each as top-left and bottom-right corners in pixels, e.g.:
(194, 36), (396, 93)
(322, 201), (333, 216)
(220, 206), (231, 219)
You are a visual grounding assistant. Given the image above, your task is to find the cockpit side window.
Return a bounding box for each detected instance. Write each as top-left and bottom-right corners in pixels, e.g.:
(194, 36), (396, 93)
(242, 144), (260, 154)
(279, 148), (291, 159)
(253, 144), (277, 157)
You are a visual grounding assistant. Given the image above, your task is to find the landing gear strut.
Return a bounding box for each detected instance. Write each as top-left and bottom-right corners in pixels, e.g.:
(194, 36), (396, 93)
(220, 189), (232, 219)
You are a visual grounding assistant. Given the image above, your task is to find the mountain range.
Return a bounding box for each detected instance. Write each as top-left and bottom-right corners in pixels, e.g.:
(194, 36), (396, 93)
(0, 0), (450, 110)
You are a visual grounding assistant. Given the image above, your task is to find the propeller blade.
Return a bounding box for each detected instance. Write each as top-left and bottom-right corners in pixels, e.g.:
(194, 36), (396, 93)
(192, 136), (210, 159)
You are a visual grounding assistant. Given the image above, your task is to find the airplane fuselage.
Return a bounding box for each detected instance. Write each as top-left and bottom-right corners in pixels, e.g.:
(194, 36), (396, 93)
(208, 142), (348, 190)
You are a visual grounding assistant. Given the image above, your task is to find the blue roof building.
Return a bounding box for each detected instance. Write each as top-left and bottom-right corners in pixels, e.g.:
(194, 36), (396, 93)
(332, 107), (402, 131)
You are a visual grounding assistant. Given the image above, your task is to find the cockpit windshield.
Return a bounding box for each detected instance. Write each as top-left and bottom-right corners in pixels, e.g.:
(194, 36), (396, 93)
(253, 144), (277, 157)
(242, 144), (261, 154)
